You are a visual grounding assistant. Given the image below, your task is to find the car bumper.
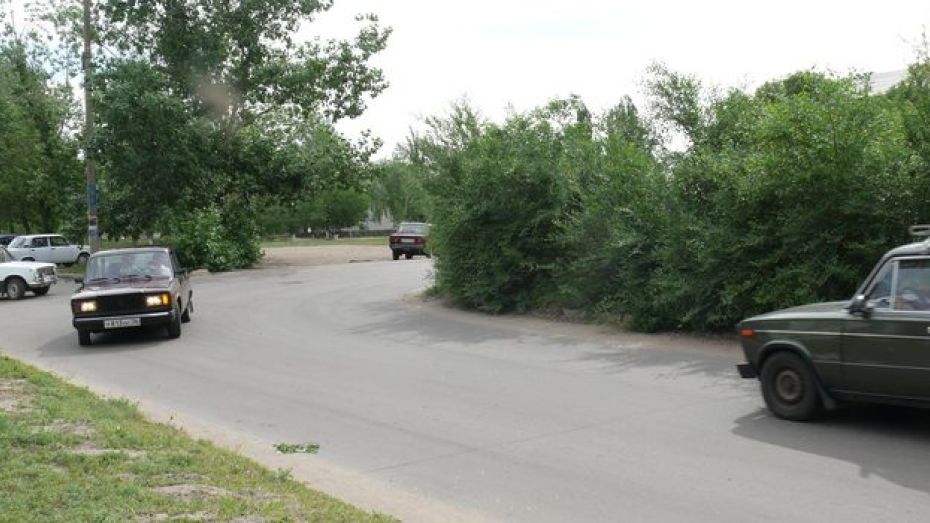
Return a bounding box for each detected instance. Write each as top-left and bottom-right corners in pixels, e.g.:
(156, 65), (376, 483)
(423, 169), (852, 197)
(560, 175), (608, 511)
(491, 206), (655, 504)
(390, 243), (426, 252)
(29, 275), (57, 288)
(736, 363), (758, 379)
(73, 310), (175, 332)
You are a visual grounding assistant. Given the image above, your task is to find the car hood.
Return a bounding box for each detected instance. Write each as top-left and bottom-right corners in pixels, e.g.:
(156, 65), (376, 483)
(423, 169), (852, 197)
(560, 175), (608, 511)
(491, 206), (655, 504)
(743, 300), (850, 323)
(73, 278), (172, 298)
(1, 261), (56, 271)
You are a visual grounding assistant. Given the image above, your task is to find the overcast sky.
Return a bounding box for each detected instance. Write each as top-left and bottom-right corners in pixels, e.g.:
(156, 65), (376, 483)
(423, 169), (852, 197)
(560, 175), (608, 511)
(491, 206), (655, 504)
(11, 1), (929, 157)
(313, 0), (930, 158)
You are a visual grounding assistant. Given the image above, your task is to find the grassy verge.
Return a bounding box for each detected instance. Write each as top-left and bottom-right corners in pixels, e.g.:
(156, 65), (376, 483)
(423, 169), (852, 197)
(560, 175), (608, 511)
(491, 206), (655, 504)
(55, 261), (86, 279)
(261, 237), (386, 248)
(0, 355), (394, 522)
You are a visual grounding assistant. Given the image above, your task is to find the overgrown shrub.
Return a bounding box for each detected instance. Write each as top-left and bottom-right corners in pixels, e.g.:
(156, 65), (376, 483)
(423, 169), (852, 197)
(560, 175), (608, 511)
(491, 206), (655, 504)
(410, 63), (930, 332)
(416, 104), (574, 312)
(165, 200), (262, 272)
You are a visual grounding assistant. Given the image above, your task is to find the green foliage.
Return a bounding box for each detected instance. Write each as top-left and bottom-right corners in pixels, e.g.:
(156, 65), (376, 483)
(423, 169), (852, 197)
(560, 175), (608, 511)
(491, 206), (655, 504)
(412, 64), (930, 331)
(256, 189), (370, 237)
(411, 102), (576, 312)
(164, 201), (262, 272)
(319, 189), (370, 232)
(80, 0), (389, 268)
(369, 160), (431, 223)
(0, 38), (81, 234)
(273, 442), (320, 455)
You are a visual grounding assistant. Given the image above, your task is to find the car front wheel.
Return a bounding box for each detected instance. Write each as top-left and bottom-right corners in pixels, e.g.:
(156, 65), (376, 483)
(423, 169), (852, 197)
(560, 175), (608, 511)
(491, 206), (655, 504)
(5, 277), (26, 300)
(167, 305), (182, 339)
(760, 351), (822, 421)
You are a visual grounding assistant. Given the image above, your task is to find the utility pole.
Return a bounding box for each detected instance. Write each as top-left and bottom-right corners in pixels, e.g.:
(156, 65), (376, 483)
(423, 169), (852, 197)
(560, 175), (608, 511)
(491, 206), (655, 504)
(82, 0), (99, 252)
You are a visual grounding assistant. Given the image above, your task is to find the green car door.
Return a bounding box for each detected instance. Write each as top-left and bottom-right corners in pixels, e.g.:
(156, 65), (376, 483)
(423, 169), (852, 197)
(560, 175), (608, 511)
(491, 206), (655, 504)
(843, 257), (930, 399)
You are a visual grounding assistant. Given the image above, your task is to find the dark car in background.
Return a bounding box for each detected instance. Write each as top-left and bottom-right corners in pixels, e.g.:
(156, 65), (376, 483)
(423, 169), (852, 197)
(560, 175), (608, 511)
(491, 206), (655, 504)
(389, 222), (430, 260)
(71, 247), (193, 346)
(737, 225), (930, 421)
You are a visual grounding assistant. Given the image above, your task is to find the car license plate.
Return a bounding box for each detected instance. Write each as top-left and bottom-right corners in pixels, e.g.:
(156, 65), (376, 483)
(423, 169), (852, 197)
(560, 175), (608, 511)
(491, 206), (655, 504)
(103, 318), (141, 329)
(401, 238), (415, 243)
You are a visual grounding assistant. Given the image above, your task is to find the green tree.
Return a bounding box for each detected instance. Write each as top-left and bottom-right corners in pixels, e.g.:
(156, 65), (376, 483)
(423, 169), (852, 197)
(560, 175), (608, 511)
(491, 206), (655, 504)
(319, 189), (369, 233)
(369, 160), (430, 224)
(82, 0), (390, 268)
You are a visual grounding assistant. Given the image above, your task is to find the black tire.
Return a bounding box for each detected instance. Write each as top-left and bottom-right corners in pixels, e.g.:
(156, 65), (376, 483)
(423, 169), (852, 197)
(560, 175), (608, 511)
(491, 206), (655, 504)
(392, 250), (400, 260)
(167, 304), (182, 339)
(77, 253), (89, 265)
(5, 277), (26, 300)
(78, 330), (92, 347)
(181, 299), (192, 323)
(32, 286), (50, 296)
(760, 351), (823, 421)
(405, 253), (413, 260)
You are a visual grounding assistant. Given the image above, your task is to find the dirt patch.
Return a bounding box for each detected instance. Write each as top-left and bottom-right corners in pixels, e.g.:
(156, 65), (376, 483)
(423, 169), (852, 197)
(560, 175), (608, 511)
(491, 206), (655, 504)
(155, 473), (209, 484)
(260, 245), (390, 268)
(135, 511), (214, 522)
(32, 419), (95, 438)
(152, 484), (234, 502)
(70, 441), (147, 458)
(0, 378), (32, 412)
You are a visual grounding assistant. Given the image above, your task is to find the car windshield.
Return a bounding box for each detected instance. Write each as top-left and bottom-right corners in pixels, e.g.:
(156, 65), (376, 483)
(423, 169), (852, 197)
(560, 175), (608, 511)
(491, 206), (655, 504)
(0, 247), (11, 263)
(398, 224), (428, 235)
(8, 237), (25, 248)
(86, 252), (173, 281)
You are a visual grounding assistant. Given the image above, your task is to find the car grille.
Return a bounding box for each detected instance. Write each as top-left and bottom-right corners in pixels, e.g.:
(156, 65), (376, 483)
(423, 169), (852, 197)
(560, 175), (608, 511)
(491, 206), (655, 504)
(96, 294), (146, 314)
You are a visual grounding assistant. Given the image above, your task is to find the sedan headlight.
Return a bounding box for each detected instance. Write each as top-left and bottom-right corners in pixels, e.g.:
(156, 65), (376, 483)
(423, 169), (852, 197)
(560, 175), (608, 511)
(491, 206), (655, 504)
(145, 293), (170, 307)
(79, 300), (97, 313)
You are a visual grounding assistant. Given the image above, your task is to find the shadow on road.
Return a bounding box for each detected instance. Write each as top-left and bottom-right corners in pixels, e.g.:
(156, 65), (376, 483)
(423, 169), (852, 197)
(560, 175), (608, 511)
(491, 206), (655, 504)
(574, 345), (738, 380)
(732, 406), (930, 496)
(37, 329), (170, 357)
(349, 301), (587, 348)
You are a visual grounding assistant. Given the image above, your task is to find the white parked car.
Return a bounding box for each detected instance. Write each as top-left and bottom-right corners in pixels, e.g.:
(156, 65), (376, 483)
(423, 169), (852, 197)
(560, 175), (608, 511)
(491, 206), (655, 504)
(0, 246), (57, 299)
(7, 234), (90, 266)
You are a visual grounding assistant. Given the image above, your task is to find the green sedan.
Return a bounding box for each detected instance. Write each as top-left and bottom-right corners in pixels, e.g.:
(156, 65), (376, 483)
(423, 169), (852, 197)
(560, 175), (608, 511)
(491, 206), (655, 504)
(737, 228), (930, 421)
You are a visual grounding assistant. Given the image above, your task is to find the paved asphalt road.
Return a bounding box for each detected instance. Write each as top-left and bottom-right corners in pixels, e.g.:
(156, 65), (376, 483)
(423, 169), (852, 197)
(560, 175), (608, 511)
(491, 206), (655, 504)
(2, 260), (930, 522)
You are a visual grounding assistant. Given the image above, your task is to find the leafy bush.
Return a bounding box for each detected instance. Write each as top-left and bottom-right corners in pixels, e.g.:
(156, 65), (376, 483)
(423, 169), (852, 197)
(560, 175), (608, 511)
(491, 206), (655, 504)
(415, 103), (574, 312)
(165, 200), (262, 272)
(410, 63), (930, 332)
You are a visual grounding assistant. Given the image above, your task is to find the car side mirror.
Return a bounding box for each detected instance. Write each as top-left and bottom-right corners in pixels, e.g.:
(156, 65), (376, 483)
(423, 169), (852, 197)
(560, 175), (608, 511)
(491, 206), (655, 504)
(849, 294), (873, 317)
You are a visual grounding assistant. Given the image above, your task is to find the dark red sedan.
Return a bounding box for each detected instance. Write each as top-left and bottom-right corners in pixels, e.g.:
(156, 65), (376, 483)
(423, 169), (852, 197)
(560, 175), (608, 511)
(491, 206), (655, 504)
(389, 222), (430, 260)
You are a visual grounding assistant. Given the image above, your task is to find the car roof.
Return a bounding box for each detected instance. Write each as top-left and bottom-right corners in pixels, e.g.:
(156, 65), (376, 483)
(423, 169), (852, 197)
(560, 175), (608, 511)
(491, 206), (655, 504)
(15, 234), (63, 239)
(884, 240), (930, 258)
(90, 247), (172, 258)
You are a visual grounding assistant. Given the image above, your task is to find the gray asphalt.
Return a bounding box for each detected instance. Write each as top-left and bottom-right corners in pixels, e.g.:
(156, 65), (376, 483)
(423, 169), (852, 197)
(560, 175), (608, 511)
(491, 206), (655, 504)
(2, 260), (930, 522)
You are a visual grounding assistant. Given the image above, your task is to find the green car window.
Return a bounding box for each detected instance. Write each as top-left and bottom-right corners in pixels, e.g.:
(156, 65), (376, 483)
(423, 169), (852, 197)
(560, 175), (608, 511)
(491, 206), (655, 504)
(868, 262), (894, 309)
(894, 259), (930, 311)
